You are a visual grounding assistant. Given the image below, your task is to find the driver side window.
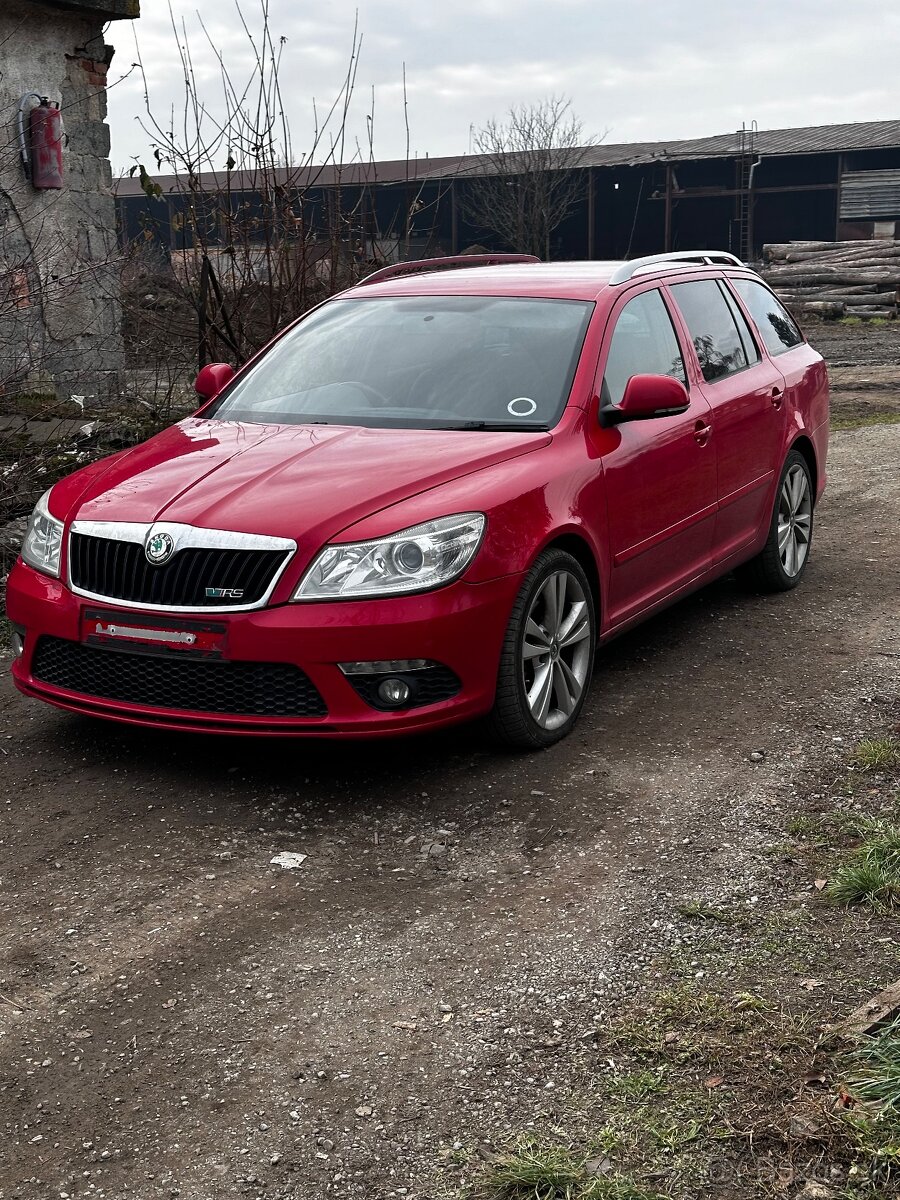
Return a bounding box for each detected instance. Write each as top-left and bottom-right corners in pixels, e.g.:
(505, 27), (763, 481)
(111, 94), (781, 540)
(602, 289), (687, 409)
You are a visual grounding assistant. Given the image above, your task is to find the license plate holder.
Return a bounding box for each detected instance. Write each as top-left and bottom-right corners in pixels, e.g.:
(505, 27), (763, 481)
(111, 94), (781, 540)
(82, 608), (228, 658)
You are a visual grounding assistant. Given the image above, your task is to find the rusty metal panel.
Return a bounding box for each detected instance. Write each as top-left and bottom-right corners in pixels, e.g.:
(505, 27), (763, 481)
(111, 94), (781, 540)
(840, 169), (900, 219)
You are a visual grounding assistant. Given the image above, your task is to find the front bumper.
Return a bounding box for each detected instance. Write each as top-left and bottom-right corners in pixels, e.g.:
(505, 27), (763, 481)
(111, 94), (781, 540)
(6, 560), (522, 737)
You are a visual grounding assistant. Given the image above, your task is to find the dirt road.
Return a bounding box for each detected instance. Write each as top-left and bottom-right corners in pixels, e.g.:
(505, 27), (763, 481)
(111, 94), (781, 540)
(1, 423), (898, 1200)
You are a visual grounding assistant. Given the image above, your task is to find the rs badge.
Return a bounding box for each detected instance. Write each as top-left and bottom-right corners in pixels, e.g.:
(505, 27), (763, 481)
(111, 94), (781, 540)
(206, 588), (244, 599)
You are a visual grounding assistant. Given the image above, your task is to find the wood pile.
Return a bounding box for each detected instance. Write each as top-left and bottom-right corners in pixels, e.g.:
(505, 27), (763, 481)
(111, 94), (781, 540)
(758, 240), (900, 319)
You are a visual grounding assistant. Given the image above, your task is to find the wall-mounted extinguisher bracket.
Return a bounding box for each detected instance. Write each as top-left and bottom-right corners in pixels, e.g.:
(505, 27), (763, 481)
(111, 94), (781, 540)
(18, 94), (65, 190)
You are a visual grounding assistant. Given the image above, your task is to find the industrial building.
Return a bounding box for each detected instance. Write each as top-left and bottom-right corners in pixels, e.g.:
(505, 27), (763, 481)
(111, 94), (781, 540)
(115, 118), (900, 265)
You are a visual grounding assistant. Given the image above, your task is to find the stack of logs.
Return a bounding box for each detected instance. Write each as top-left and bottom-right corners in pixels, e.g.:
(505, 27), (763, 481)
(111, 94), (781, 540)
(758, 240), (900, 319)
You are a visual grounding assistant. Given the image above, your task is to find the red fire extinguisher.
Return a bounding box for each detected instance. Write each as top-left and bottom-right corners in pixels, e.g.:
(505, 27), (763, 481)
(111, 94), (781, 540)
(18, 95), (64, 190)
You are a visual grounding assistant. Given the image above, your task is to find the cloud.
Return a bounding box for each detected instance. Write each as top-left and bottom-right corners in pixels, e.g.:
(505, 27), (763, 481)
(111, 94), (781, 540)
(104, 0), (898, 173)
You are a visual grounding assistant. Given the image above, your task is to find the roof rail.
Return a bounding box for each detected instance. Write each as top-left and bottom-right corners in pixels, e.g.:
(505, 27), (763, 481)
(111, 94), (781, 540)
(609, 250), (744, 285)
(356, 253), (541, 288)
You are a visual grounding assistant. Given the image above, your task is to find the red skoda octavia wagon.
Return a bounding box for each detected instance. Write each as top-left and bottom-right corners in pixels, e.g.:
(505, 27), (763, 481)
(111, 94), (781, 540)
(7, 251), (829, 748)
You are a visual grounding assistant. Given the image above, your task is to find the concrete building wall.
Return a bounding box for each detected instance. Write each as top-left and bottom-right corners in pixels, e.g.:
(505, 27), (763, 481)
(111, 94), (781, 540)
(0, 0), (133, 402)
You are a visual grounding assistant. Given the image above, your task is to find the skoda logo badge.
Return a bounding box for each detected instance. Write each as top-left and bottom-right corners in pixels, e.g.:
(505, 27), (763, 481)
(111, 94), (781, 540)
(145, 530), (175, 565)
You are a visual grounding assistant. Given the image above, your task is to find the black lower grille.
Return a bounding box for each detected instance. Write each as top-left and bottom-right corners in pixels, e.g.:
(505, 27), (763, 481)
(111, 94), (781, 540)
(69, 533), (288, 608)
(32, 637), (327, 718)
(347, 664), (461, 711)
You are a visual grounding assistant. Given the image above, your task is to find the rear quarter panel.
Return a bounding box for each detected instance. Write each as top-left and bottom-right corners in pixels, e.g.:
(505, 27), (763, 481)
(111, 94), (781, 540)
(779, 344), (830, 500)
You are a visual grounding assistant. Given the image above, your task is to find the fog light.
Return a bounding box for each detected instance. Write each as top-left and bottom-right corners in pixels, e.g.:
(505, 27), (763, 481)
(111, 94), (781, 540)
(10, 627), (25, 658)
(377, 677), (410, 707)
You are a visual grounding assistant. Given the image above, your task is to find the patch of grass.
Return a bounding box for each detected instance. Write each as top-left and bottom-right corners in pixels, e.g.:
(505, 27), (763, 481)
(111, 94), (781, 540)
(825, 826), (900, 910)
(471, 1138), (663, 1200)
(840, 1051), (900, 1196)
(846, 1015), (900, 1117)
(831, 411), (900, 431)
(837, 315), (894, 327)
(787, 814), (826, 838)
(0, 391), (59, 416)
(850, 738), (900, 775)
(841, 1112), (900, 1197)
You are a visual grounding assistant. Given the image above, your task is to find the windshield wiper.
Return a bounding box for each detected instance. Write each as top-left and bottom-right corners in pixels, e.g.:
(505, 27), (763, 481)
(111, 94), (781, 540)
(439, 420), (543, 432)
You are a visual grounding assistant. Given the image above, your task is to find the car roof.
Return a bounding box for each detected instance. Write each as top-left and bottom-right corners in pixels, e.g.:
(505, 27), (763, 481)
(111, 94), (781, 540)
(346, 257), (760, 303)
(350, 261), (621, 301)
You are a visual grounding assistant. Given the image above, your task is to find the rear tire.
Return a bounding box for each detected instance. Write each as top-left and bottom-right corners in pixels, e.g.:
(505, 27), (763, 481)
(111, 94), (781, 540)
(735, 450), (814, 593)
(489, 549), (596, 750)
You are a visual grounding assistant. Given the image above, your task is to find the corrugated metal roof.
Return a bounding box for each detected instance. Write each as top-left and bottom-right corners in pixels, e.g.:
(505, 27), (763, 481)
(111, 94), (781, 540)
(601, 118), (900, 165)
(429, 119), (900, 179)
(114, 119), (900, 197)
(840, 168), (900, 220)
(113, 155), (465, 198)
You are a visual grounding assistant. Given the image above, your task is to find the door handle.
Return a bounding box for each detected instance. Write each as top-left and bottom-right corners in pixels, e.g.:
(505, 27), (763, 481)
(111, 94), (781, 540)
(693, 420), (712, 446)
(771, 387), (785, 410)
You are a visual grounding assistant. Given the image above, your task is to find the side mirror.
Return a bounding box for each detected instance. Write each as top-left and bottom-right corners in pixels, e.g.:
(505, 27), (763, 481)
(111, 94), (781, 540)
(603, 374), (690, 425)
(195, 362), (236, 402)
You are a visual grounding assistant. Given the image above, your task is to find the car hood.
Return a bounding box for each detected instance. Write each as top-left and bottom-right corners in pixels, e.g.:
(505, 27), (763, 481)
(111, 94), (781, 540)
(61, 419), (551, 544)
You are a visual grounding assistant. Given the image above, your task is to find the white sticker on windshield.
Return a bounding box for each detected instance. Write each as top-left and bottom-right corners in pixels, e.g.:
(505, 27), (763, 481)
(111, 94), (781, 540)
(507, 397), (538, 417)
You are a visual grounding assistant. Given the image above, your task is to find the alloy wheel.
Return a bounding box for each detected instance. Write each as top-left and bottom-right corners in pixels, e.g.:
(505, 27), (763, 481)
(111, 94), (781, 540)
(777, 464), (812, 578)
(521, 570), (592, 731)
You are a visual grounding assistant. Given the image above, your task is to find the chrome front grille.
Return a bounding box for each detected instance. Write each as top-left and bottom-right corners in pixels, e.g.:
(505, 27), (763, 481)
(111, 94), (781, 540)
(67, 521), (296, 612)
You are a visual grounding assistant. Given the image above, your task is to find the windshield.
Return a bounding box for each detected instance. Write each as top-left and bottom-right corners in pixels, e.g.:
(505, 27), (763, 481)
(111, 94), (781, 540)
(207, 295), (594, 431)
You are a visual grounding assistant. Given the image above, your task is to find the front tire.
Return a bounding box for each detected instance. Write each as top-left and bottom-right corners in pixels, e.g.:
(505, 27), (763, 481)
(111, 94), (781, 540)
(735, 449), (814, 592)
(489, 549), (596, 750)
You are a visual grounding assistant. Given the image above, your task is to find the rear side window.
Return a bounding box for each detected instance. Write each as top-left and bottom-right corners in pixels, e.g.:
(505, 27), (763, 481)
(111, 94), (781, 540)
(731, 278), (804, 355)
(719, 282), (760, 367)
(602, 289), (686, 407)
(670, 279), (756, 384)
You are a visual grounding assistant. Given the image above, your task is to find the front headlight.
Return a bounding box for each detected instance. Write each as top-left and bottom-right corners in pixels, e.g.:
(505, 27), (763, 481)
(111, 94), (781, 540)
(21, 489), (64, 578)
(294, 512), (486, 601)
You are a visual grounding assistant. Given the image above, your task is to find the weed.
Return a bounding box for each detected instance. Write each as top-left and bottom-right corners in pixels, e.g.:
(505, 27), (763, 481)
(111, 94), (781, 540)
(850, 738), (900, 775)
(609, 1070), (666, 1101)
(648, 1116), (702, 1152)
(471, 1138), (662, 1200)
(587, 1128), (622, 1158)
(676, 900), (736, 924)
(826, 826), (900, 910)
(732, 991), (770, 1012)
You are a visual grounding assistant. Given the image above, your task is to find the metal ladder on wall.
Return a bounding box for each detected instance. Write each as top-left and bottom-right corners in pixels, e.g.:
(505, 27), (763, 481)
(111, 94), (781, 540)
(736, 121), (757, 260)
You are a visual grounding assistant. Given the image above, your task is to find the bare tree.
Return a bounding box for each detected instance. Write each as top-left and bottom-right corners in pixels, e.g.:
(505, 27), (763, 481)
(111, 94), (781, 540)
(460, 97), (599, 259)
(128, 2), (447, 369)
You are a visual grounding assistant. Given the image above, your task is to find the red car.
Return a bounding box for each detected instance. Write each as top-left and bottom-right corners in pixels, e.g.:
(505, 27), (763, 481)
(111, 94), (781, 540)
(7, 251), (829, 748)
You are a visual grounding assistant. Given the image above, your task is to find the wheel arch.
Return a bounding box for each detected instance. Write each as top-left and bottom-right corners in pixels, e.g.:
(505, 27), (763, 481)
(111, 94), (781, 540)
(788, 434), (818, 500)
(542, 531), (602, 626)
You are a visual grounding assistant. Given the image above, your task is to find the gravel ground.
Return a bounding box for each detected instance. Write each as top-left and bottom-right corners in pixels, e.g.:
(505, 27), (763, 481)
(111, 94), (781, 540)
(0, 395), (899, 1196)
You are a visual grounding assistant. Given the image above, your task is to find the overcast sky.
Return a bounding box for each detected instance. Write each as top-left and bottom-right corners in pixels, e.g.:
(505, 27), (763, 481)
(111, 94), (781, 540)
(105, 0), (899, 175)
